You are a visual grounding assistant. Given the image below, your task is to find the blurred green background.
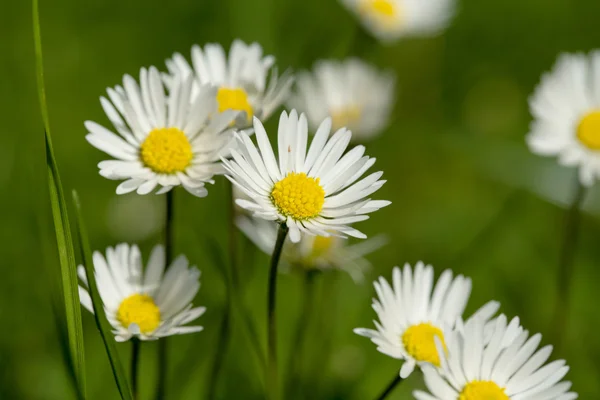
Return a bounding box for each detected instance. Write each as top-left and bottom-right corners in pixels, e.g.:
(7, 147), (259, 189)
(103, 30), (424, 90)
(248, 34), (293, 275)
(2, 0), (600, 398)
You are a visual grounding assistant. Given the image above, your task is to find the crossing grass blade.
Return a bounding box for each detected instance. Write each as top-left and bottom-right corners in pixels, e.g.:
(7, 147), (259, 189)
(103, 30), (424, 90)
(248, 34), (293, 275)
(33, 0), (87, 397)
(72, 191), (134, 400)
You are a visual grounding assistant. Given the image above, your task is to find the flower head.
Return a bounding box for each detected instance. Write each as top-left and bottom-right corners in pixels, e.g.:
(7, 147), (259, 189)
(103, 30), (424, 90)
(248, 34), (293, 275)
(354, 262), (499, 378)
(166, 40), (294, 128)
(86, 66), (238, 197)
(339, 0), (456, 42)
(414, 315), (578, 400)
(528, 51), (600, 186)
(223, 109), (390, 243)
(78, 243), (205, 341)
(288, 59), (395, 141)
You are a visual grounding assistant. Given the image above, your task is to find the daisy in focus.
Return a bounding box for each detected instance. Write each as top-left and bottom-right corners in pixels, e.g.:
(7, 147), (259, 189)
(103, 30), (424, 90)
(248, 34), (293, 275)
(78, 243), (205, 342)
(288, 58), (395, 141)
(85, 66), (239, 197)
(237, 215), (387, 281)
(528, 51), (600, 187)
(166, 40), (294, 128)
(223, 109), (390, 243)
(414, 314), (578, 400)
(339, 0), (456, 42)
(354, 262), (499, 378)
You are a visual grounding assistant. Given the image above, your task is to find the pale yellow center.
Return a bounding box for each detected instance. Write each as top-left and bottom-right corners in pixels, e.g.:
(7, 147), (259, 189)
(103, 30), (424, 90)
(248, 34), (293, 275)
(140, 127), (193, 174)
(359, 0), (399, 24)
(116, 294), (161, 334)
(331, 106), (362, 131)
(312, 236), (335, 256)
(577, 110), (600, 150)
(217, 87), (253, 122)
(271, 172), (325, 220)
(459, 381), (510, 400)
(401, 323), (446, 366)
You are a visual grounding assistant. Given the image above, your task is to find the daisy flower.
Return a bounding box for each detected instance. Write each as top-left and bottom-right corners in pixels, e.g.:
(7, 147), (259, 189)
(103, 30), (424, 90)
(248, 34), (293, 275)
(85, 66), (238, 197)
(354, 262), (500, 378)
(414, 314), (578, 400)
(527, 51), (600, 187)
(236, 215), (387, 281)
(223, 109), (390, 243)
(339, 0), (456, 42)
(166, 40), (294, 128)
(78, 243), (205, 342)
(288, 58), (395, 141)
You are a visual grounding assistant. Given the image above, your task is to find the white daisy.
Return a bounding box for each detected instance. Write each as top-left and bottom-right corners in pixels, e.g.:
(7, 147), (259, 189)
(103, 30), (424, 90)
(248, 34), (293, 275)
(288, 58), (395, 141)
(339, 0), (456, 42)
(85, 66), (238, 197)
(527, 51), (600, 187)
(414, 314), (578, 400)
(354, 262), (500, 378)
(78, 243), (205, 342)
(166, 39), (294, 128)
(223, 109), (390, 243)
(236, 215), (387, 281)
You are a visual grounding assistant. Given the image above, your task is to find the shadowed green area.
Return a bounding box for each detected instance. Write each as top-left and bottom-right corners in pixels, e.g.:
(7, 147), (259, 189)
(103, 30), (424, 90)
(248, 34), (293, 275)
(2, 0), (600, 398)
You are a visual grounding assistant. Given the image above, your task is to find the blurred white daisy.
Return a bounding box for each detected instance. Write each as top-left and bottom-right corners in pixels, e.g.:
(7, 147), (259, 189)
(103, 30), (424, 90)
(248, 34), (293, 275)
(237, 215), (387, 281)
(339, 0), (456, 42)
(223, 109), (390, 243)
(528, 51), (600, 187)
(354, 262), (499, 378)
(85, 66), (238, 197)
(414, 314), (578, 400)
(78, 243), (205, 342)
(288, 59), (395, 141)
(166, 40), (294, 128)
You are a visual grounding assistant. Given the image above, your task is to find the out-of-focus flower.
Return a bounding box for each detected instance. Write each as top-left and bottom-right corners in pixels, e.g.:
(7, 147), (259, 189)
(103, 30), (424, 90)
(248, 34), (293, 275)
(354, 263), (499, 378)
(288, 59), (395, 141)
(414, 314), (578, 400)
(339, 0), (456, 42)
(528, 51), (600, 187)
(78, 243), (205, 342)
(236, 215), (387, 281)
(86, 67), (238, 197)
(223, 109), (390, 243)
(166, 40), (294, 128)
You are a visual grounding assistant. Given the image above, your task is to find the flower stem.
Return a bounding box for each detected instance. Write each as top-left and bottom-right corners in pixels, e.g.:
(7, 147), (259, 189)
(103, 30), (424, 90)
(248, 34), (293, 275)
(375, 374), (403, 400)
(267, 223), (289, 400)
(131, 339), (140, 400)
(156, 190), (175, 400)
(552, 181), (586, 350)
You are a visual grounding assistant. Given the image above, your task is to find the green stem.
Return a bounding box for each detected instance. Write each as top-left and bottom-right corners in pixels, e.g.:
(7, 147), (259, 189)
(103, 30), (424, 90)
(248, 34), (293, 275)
(156, 190), (175, 400)
(374, 374), (403, 400)
(551, 181), (586, 350)
(267, 223), (289, 400)
(206, 303), (231, 400)
(131, 339), (140, 400)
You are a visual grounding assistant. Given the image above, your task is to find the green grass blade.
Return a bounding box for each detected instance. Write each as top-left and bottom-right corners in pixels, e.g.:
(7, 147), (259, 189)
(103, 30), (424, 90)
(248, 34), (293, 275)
(33, 0), (87, 397)
(72, 191), (134, 400)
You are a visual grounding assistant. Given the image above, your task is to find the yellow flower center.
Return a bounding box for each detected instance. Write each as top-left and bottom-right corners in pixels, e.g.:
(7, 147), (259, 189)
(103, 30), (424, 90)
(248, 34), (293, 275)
(140, 127), (193, 174)
(331, 106), (362, 131)
(401, 323), (446, 366)
(459, 381), (510, 400)
(117, 294), (161, 334)
(312, 236), (335, 256)
(271, 172), (325, 220)
(359, 0), (399, 24)
(577, 110), (600, 150)
(217, 87), (253, 122)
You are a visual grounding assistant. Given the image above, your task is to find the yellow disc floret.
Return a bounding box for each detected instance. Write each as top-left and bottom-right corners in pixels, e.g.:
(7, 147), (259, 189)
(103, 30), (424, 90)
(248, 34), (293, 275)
(271, 172), (325, 220)
(401, 323), (446, 366)
(140, 127), (193, 174)
(359, 0), (399, 26)
(217, 87), (253, 122)
(459, 381), (510, 400)
(577, 110), (600, 150)
(117, 294), (161, 334)
(331, 106), (362, 131)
